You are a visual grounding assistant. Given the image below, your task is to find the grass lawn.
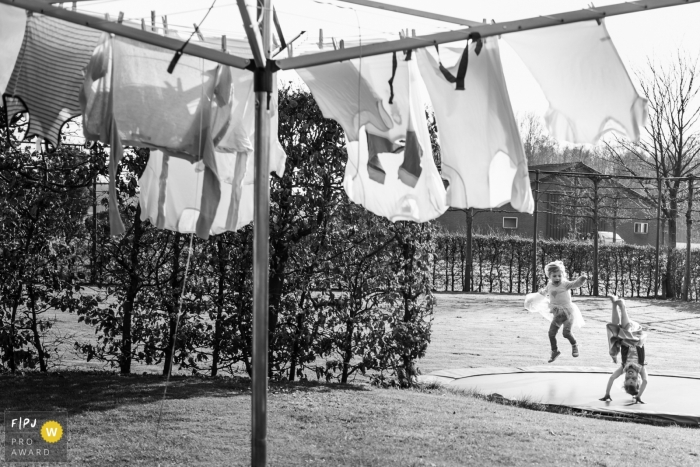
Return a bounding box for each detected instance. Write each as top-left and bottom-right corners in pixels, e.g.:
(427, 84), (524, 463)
(2, 294), (700, 466)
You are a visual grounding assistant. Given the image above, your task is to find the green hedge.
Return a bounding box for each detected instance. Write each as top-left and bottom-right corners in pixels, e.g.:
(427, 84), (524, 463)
(433, 232), (700, 299)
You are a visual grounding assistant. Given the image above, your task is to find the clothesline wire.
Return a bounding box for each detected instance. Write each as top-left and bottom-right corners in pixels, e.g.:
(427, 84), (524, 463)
(155, 231), (195, 439)
(155, 33), (209, 443)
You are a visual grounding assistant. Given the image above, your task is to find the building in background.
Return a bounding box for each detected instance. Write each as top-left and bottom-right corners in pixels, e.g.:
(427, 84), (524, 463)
(436, 162), (674, 246)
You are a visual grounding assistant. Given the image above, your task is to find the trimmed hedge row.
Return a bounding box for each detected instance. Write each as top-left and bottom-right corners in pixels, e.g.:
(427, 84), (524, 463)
(433, 232), (700, 300)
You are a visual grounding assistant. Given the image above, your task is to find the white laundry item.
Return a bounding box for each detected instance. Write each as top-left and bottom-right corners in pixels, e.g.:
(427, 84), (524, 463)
(504, 20), (647, 144)
(416, 41), (533, 213)
(139, 144), (286, 236)
(81, 34), (282, 238)
(296, 60), (392, 141)
(343, 57), (447, 223)
(0, 5), (26, 97)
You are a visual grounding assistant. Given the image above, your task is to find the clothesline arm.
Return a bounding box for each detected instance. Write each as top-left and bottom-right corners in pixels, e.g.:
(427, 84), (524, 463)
(0, 0), (253, 70)
(236, 0), (266, 68)
(335, 0), (480, 27)
(277, 0), (700, 70)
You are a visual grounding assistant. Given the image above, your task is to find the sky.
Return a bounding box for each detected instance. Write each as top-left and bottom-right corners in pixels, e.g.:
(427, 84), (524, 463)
(58, 0), (700, 117)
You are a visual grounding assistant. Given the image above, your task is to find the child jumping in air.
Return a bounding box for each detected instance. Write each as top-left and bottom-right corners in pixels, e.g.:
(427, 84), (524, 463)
(600, 295), (648, 403)
(524, 260), (587, 363)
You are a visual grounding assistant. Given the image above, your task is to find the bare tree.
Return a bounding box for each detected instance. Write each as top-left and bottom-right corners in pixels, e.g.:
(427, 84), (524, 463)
(519, 112), (559, 165)
(606, 54), (700, 297)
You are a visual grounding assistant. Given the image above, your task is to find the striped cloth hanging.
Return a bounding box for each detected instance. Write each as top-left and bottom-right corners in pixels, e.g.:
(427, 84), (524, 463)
(4, 14), (102, 146)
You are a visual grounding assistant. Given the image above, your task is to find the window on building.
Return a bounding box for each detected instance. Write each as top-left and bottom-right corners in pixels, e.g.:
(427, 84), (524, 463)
(634, 222), (649, 234)
(503, 217), (518, 229)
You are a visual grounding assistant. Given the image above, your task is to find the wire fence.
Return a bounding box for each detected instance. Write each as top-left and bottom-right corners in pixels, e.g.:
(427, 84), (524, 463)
(434, 169), (700, 301)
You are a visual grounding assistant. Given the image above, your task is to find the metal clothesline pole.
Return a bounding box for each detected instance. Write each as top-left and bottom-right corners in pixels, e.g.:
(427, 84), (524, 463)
(249, 1), (273, 464)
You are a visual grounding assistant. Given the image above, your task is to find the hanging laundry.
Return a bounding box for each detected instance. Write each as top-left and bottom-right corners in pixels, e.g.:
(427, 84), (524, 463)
(416, 40), (533, 213)
(81, 34), (249, 238)
(343, 57), (447, 223)
(504, 20), (647, 144)
(4, 14), (102, 146)
(139, 145), (286, 236)
(296, 60), (392, 141)
(0, 5), (26, 97)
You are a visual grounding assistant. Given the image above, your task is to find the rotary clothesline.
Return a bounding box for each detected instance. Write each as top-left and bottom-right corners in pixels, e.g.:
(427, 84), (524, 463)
(2, 1), (700, 466)
(1, 4), (655, 237)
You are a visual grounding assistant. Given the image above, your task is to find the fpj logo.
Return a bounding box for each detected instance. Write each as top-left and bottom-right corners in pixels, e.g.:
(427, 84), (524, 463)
(4, 411), (68, 463)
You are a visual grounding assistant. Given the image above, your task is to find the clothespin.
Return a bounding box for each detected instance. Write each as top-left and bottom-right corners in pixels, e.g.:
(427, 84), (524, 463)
(331, 37), (337, 50)
(118, 12), (124, 24)
(399, 30), (405, 39)
(318, 29), (323, 49)
(589, 3), (602, 25)
(72, 2), (76, 11)
(151, 11), (156, 33)
(221, 35), (227, 52)
(193, 24), (204, 41)
(104, 13), (110, 21)
(339, 39), (344, 50)
(162, 16), (169, 35)
(412, 29), (416, 37)
(141, 18), (146, 31)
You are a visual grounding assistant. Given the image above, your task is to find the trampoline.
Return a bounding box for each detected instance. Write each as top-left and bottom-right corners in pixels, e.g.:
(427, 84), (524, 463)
(418, 366), (700, 426)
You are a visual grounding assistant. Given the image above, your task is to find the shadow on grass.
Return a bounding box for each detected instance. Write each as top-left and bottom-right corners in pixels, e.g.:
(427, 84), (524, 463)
(0, 370), (370, 416)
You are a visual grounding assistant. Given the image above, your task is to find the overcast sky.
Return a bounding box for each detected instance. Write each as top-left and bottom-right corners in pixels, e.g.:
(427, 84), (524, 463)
(71, 0), (700, 117)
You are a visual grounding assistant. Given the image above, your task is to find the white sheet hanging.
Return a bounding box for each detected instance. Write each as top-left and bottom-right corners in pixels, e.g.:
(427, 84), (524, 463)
(343, 55), (447, 222)
(296, 60), (392, 142)
(81, 33), (286, 238)
(504, 20), (647, 144)
(416, 40), (533, 213)
(0, 5), (26, 97)
(139, 145), (286, 236)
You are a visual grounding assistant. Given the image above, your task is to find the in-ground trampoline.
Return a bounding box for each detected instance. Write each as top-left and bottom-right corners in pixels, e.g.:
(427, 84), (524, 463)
(418, 366), (700, 426)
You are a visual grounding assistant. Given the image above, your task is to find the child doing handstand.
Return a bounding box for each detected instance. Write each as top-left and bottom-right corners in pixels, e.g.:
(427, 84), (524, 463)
(600, 295), (648, 403)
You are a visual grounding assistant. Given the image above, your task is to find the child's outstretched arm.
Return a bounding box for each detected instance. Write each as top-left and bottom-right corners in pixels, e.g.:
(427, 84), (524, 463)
(636, 367), (649, 403)
(567, 275), (588, 290)
(599, 366), (623, 401)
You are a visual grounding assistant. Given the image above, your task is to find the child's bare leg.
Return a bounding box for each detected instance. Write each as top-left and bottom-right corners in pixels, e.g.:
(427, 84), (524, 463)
(618, 298), (630, 328)
(610, 295), (620, 325)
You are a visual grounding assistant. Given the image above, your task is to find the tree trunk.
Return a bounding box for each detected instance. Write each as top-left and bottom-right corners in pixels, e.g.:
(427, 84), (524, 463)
(163, 232), (181, 377)
(28, 285), (47, 372)
(7, 283), (23, 373)
(665, 205), (678, 298)
(211, 237), (226, 377)
(268, 243), (288, 377)
(341, 317), (354, 384)
(120, 204), (143, 375)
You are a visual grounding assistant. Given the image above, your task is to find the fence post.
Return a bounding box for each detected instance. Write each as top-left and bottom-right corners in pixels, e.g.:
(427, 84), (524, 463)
(592, 177), (600, 296)
(531, 171), (540, 293)
(655, 178), (662, 298)
(465, 208), (473, 292)
(684, 175), (694, 301)
(612, 197), (618, 243)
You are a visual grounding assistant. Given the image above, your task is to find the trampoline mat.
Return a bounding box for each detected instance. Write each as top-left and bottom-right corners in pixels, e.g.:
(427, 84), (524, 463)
(418, 366), (700, 425)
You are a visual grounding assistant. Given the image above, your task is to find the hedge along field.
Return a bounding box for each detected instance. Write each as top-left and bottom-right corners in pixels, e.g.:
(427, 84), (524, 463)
(433, 232), (700, 299)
